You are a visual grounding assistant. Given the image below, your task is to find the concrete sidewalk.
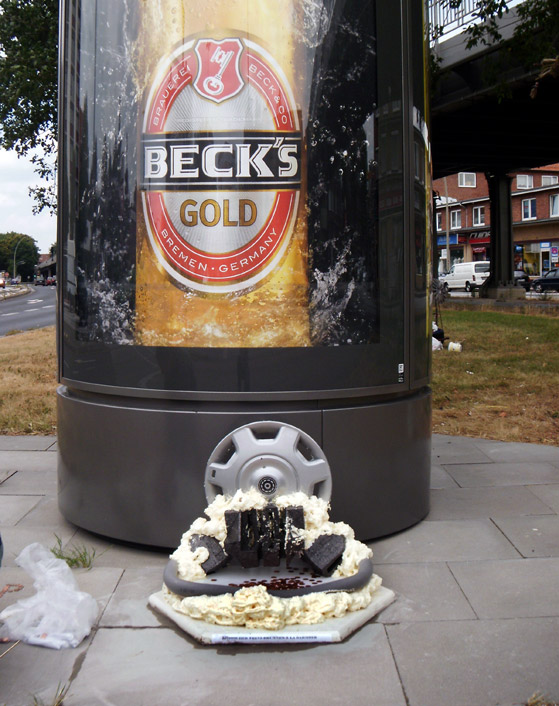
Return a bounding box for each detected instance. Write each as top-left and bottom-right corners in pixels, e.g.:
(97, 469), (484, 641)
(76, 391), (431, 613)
(1, 434), (559, 706)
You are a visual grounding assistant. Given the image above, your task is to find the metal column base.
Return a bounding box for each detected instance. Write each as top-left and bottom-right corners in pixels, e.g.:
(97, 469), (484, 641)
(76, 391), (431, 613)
(57, 386), (431, 547)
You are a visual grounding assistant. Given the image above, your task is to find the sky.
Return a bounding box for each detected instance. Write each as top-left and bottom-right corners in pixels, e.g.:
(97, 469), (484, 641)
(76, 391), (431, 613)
(0, 147), (57, 255)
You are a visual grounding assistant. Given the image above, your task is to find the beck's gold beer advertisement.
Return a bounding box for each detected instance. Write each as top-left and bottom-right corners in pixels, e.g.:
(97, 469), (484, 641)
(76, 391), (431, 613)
(135, 2), (310, 348)
(67, 0), (382, 352)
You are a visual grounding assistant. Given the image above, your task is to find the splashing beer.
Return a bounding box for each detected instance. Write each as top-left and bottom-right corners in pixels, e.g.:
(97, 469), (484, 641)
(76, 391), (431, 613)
(135, 0), (310, 347)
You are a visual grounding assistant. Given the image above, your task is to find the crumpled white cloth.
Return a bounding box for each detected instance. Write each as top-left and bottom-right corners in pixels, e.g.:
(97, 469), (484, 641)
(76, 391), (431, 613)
(0, 543), (98, 649)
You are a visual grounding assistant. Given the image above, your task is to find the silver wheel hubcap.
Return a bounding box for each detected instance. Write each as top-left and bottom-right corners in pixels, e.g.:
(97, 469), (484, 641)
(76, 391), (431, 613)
(204, 421), (332, 503)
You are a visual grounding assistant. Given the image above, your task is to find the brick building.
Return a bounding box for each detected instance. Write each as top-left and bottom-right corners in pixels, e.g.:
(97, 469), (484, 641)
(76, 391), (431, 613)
(433, 164), (559, 276)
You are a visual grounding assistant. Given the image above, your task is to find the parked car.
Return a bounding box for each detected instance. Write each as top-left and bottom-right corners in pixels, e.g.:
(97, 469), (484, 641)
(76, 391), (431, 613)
(514, 270), (531, 291)
(440, 261), (490, 291)
(0, 276), (5, 288)
(35, 275), (45, 285)
(531, 269), (559, 292)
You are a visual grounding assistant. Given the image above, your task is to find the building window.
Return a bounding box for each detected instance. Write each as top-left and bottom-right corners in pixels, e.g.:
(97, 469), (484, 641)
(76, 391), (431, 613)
(472, 206), (485, 226)
(551, 194), (559, 217)
(458, 172), (476, 187)
(436, 212), (443, 231)
(450, 210), (462, 229)
(522, 198), (537, 220)
(517, 174), (533, 189)
(542, 175), (558, 186)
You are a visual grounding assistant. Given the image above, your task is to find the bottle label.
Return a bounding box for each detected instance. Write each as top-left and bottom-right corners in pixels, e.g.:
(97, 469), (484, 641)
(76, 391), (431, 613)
(141, 37), (302, 294)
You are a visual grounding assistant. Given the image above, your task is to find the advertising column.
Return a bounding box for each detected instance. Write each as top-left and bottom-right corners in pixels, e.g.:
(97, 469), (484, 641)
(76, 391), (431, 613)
(58, 0), (430, 547)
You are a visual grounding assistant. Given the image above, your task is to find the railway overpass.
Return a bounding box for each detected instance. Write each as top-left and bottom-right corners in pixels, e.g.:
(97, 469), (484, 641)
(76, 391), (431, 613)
(429, 0), (559, 295)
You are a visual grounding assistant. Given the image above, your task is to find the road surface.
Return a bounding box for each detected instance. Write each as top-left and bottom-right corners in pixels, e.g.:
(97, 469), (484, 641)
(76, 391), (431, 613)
(0, 286), (57, 337)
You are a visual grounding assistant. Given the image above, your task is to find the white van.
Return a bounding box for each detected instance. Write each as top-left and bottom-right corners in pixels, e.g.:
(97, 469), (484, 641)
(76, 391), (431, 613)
(441, 261), (490, 291)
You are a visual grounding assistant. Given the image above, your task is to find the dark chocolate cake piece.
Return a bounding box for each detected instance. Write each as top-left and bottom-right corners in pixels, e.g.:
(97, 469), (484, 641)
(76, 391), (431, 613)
(284, 506), (305, 566)
(223, 509), (261, 568)
(260, 505), (282, 566)
(224, 510), (242, 563)
(189, 534), (229, 574)
(303, 533), (345, 576)
(239, 509), (260, 568)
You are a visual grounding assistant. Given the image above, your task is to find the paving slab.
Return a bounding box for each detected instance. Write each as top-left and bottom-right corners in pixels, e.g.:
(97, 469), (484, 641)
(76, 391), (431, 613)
(493, 515), (559, 557)
(374, 563), (476, 623)
(69, 529), (169, 570)
(430, 464), (460, 489)
(387, 617), (559, 706)
(0, 469), (17, 485)
(0, 450), (57, 473)
(15, 495), (74, 531)
(0, 468), (57, 495)
(65, 624), (407, 706)
(0, 495), (42, 525)
(1, 433), (558, 705)
(0, 526), (76, 567)
(445, 461), (559, 487)
(472, 438), (559, 465)
(0, 435), (56, 452)
(100, 567), (167, 627)
(0, 637), (91, 706)
(431, 435), (492, 465)
(370, 519), (521, 563)
(449, 557), (559, 619)
(428, 485), (555, 520)
(529, 484), (559, 513)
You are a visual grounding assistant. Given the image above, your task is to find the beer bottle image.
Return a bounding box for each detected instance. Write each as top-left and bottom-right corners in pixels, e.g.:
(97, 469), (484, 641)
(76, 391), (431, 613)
(134, 0), (310, 348)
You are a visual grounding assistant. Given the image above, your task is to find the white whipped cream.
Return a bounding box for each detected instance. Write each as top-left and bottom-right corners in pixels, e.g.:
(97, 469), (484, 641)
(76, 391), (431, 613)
(165, 489), (379, 629)
(163, 574), (382, 630)
(170, 489), (372, 581)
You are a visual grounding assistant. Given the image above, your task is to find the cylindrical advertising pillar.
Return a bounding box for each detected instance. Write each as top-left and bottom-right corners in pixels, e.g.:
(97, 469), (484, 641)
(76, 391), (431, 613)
(57, 0), (432, 547)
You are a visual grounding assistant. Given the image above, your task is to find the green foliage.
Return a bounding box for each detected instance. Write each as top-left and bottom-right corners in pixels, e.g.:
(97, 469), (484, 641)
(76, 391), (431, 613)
(454, 0), (559, 67)
(50, 535), (98, 570)
(0, 0), (58, 214)
(463, 0), (510, 49)
(0, 231), (39, 279)
(31, 683), (70, 706)
(0, 0), (58, 153)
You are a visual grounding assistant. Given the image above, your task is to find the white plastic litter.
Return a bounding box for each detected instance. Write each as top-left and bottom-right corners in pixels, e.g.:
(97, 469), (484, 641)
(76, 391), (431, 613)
(448, 341), (462, 352)
(0, 543), (98, 649)
(432, 337), (443, 350)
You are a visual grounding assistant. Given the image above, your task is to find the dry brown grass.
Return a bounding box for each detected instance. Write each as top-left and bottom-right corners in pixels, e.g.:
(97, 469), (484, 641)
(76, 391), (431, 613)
(433, 308), (559, 445)
(1, 308), (559, 445)
(0, 326), (57, 435)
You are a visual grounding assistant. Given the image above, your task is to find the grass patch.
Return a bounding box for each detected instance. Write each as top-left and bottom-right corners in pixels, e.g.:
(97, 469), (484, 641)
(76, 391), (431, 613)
(1, 312), (559, 445)
(0, 326), (57, 435)
(31, 684), (70, 706)
(50, 535), (98, 569)
(525, 694), (558, 706)
(434, 309), (559, 444)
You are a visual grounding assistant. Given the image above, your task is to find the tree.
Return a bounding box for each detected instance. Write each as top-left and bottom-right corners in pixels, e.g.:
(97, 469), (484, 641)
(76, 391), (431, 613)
(0, 0), (58, 214)
(0, 232), (39, 280)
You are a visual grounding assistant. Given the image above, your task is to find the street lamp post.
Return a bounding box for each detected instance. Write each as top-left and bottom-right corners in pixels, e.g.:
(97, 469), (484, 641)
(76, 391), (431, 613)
(13, 236), (26, 281)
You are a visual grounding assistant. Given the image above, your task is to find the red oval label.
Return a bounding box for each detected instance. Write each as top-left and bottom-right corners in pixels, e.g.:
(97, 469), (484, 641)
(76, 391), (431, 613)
(141, 37), (301, 294)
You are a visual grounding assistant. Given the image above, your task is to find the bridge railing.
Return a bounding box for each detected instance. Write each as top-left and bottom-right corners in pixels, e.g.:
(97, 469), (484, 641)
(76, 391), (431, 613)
(429, 0), (523, 42)
(429, 0), (478, 40)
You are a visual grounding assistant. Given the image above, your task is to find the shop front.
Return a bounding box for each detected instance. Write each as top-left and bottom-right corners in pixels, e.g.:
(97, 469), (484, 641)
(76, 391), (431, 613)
(516, 241), (559, 275)
(437, 233), (466, 273)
